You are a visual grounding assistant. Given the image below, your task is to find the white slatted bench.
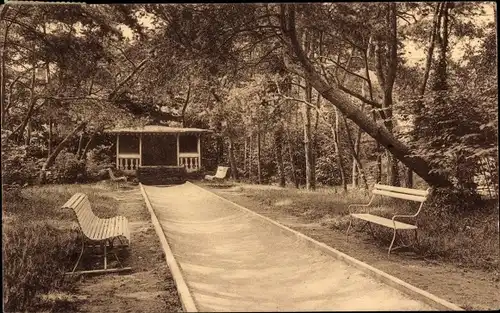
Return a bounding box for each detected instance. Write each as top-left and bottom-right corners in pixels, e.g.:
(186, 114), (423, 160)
(204, 166), (229, 181)
(346, 184), (431, 255)
(108, 168), (127, 182)
(62, 193), (132, 275)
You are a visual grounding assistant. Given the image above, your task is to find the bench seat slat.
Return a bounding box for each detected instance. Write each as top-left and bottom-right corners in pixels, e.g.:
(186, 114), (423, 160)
(78, 209), (96, 234)
(351, 213), (417, 230)
(106, 218), (115, 240)
(78, 203), (96, 230)
(90, 219), (104, 240)
(374, 184), (429, 197)
(372, 189), (426, 202)
(62, 193), (130, 244)
(97, 219), (107, 240)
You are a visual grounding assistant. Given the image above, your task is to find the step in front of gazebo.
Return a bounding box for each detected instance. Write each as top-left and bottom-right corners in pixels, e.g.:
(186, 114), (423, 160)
(138, 166), (187, 185)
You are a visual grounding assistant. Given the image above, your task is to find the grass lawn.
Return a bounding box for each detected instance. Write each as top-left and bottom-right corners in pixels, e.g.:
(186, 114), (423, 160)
(2, 182), (183, 313)
(198, 180), (500, 310)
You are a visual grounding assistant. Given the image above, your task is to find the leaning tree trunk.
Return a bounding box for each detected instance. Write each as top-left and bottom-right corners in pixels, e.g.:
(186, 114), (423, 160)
(281, 6), (451, 188)
(38, 121), (87, 184)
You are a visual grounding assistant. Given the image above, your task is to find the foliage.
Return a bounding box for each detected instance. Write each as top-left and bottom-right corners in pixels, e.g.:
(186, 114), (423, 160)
(2, 220), (79, 312)
(45, 152), (86, 184)
(1, 137), (43, 186)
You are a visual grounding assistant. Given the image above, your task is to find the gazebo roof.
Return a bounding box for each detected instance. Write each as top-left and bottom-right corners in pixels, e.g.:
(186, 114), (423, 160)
(104, 125), (213, 135)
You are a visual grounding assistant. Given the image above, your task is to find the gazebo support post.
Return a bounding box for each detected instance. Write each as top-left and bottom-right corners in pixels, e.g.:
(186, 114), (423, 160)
(197, 135), (201, 169)
(139, 134), (142, 166)
(176, 134), (180, 166)
(116, 134), (120, 169)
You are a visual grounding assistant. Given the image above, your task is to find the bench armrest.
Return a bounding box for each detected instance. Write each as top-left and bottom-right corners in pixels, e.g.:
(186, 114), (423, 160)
(347, 195), (375, 214)
(392, 213), (417, 221)
(391, 200), (426, 222)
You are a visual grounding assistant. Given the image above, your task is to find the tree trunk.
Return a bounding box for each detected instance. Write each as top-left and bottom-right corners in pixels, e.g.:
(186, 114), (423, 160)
(257, 128), (262, 184)
(248, 134), (253, 180)
(243, 136), (248, 178)
(228, 136), (238, 180)
(311, 92), (321, 187)
(217, 135), (224, 165)
(10, 67), (37, 142)
(333, 109), (347, 192)
(342, 115), (369, 190)
(406, 3), (441, 189)
(38, 121), (87, 184)
(25, 119), (32, 146)
(274, 125), (286, 187)
(376, 142), (382, 183)
(76, 130), (85, 157)
(79, 131), (98, 160)
(0, 21), (8, 127)
(303, 86), (314, 190)
(181, 83), (191, 127)
(48, 117), (52, 157)
(352, 160), (358, 188)
(281, 5), (451, 188)
(302, 32), (315, 191)
(374, 3), (400, 187)
(286, 126), (299, 188)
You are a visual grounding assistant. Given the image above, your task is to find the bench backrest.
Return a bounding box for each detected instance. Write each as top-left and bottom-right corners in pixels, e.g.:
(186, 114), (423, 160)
(61, 193), (101, 238)
(215, 166), (229, 179)
(372, 184), (430, 202)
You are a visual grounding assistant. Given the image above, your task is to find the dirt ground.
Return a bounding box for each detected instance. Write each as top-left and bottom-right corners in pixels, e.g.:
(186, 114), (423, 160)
(71, 185), (183, 313)
(203, 183), (500, 311)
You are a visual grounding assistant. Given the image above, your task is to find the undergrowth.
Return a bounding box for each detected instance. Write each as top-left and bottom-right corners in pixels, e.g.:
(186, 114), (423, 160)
(2, 183), (121, 312)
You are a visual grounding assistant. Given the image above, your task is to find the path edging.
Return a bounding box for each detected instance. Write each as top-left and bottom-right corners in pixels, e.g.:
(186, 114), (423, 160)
(190, 181), (463, 311)
(139, 183), (198, 312)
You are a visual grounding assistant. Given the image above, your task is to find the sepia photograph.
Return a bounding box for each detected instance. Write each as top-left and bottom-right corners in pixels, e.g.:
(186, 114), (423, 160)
(1, 2), (498, 312)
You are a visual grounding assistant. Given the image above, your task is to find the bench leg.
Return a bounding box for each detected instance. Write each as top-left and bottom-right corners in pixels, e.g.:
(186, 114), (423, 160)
(367, 222), (377, 239)
(71, 236), (86, 273)
(388, 228), (398, 256)
(103, 243), (107, 270)
(347, 218), (373, 240)
(346, 217), (353, 239)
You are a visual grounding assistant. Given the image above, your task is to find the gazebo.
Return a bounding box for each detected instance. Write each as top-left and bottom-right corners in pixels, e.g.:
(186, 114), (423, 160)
(105, 125), (213, 173)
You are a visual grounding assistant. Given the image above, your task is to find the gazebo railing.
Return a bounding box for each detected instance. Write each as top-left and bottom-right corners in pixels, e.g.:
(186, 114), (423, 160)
(178, 153), (200, 172)
(117, 154), (141, 170)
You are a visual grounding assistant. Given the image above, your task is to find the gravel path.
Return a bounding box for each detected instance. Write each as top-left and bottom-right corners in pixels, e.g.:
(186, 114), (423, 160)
(143, 183), (435, 312)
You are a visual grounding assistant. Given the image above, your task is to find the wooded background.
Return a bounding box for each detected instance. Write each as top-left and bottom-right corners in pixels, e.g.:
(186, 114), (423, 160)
(1, 3), (497, 198)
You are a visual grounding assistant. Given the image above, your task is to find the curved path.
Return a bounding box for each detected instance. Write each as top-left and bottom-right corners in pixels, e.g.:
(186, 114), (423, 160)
(142, 183), (436, 312)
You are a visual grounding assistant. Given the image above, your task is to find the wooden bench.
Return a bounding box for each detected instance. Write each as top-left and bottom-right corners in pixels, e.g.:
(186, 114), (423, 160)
(61, 193), (132, 275)
(108, 168), (127, 182)
(204, 166), (229, 181)
(346, 184), (430, 255)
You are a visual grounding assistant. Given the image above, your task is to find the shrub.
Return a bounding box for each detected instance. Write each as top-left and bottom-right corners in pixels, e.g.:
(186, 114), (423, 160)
(2, 220), (79, 312)
(1, 142), (42, 186)
(47, 152), (87, 184)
